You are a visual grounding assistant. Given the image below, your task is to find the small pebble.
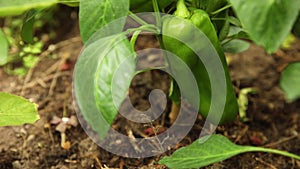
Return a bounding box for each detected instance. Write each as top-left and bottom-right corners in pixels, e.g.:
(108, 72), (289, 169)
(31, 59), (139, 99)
(12, 160), (22, 169)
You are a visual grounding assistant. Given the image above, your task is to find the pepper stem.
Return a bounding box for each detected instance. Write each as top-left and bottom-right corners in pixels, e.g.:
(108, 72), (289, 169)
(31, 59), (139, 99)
(174, 0), (191, 18)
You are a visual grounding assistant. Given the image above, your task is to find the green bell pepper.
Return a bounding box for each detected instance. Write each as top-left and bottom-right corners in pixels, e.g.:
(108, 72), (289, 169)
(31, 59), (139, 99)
(161, 0), (238, 124)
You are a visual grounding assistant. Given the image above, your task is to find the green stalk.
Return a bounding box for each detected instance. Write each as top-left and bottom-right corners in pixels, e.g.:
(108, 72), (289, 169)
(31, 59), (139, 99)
(152, 0), (162, 29)
(174, 0), (190, 18)
(128, 11), (149, 26)
(210, 4), (232, 15)
(125, 24), (159, 35)
(245, 146), (300, 160)
(130, 30), (141, 51)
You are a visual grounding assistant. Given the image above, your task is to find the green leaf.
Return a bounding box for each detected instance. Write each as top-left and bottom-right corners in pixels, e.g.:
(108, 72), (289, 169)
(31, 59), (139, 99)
(79, 0), (129, 43)
(222, 39), (250, 53)
(0, 92), (39, 126)
(0, 0), (58, 16)
(0, 29), (8, 65)
(217, 16), (230, 41)
(159, 134), (300, 169)
(229, 0), (300, 53)
(280, 62), (300, 102)
(74, 33), (136, 139)
(21, 9), (39, 44)
(227, 26), (249, 39)
(228, 16), (241, 27)
(227, 26), (242, 37)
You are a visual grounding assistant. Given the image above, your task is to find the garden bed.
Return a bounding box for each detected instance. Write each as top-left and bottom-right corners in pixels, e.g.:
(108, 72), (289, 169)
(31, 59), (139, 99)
(0, 8), (300, 169)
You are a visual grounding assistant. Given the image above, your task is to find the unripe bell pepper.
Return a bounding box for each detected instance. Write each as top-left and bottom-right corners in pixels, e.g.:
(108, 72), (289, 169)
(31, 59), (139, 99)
(161, 0), (238, 124)
(162, 17), (199, 68)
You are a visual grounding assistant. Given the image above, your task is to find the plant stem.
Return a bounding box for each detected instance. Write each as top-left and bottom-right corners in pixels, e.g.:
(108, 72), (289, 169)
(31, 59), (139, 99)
(174, 0), (191, 18)
(60, 132), (66, 147)
(152, 0), (162, 29)
(245, 146), (300, 160)
(130, 30), (141, 51)
(125, 24), (159, 35)
(210, 4), (232, 15)
(211, 18), (227, 21)
(128, 11), (149, 26)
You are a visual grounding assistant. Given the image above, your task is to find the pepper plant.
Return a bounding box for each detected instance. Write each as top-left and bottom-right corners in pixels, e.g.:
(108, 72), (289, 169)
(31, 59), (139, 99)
(1, 0), (300, 168)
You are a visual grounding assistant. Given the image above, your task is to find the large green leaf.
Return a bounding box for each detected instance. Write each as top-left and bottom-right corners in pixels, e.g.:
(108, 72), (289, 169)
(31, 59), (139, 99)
(229, 0), (300, 53)
(0, 92), (39, 126)
(79, 0), (129, 43)
(0, 0), (57, 16)
(0, 29), (8, 65)
(159, 134), (300, 169)
(280, 62), (300, 102)
(74, 33), (136, 139)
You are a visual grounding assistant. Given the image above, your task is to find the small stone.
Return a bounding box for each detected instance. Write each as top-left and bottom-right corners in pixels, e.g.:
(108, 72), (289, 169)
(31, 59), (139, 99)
(20, 128), (27, 135)
(12, 160), (22, 169)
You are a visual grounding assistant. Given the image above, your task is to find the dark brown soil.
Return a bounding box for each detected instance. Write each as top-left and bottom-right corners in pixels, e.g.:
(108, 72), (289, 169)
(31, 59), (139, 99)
(1, 7), (300, 169)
